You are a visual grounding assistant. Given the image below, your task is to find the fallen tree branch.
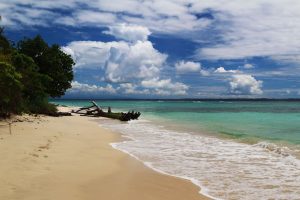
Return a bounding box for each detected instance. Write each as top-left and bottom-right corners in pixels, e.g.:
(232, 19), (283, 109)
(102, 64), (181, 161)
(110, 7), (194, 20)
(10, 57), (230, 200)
(74, 101), (141, 121)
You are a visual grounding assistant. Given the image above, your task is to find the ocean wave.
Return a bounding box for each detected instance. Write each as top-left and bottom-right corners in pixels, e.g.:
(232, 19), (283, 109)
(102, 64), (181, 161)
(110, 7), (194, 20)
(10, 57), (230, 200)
(254, 142), (292, 157)
(102, 119), (300, 200)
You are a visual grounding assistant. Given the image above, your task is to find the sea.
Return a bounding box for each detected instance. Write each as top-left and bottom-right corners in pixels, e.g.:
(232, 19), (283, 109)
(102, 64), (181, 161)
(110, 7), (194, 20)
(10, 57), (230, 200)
(52, 99), (300, 200)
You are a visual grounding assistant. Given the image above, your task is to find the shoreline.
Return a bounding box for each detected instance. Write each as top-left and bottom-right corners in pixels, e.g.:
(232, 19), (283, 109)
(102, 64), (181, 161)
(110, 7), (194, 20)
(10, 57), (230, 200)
(0, 110), (210, 200)
(110, 142), (217, 200)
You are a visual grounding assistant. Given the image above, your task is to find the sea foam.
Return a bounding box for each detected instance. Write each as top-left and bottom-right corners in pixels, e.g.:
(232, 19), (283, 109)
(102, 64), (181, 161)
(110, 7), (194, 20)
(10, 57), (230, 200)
(102, 119), (300, 200)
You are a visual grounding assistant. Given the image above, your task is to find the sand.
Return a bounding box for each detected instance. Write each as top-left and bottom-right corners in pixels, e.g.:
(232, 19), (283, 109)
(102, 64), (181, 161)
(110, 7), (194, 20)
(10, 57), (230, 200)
(0, 111), (210, 200)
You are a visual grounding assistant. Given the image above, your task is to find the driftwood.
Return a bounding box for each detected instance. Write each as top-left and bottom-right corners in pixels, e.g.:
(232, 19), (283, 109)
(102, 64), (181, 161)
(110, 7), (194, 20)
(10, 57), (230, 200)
(73, 101), (141, 121)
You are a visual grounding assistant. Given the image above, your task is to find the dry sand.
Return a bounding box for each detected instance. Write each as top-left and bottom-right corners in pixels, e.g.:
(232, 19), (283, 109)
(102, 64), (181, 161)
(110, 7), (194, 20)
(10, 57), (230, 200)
(0, 111), (210, 200)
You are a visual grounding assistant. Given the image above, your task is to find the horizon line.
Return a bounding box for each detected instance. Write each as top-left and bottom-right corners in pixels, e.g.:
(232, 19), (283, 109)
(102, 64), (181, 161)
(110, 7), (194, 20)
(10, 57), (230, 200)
(51, 98), (300, 101)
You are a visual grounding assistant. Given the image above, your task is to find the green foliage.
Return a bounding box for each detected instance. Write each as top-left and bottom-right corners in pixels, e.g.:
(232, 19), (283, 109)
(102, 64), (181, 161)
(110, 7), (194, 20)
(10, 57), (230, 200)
(0, 31), (74, 117)
(18, 36), (74, 97)
(0, 27), (11, 55)
(26, 98), (58, 116)
(0, 28), (12, 63)
(17, 35), (48, 60)
(11, 53), (51, 111)
(0, 62), (23, 117)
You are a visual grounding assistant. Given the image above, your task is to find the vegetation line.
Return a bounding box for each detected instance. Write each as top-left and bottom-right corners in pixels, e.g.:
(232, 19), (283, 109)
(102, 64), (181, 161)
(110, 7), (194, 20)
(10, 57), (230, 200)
(0, 20), (75, 118)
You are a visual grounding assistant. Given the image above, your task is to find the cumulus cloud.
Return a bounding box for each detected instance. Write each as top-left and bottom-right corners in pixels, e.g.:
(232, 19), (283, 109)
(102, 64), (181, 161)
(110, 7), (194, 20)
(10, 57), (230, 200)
(61, 41), (128, 69)
(104, 23), (151, 42)
(214, 67), (240, 74)
(62, 40), (167, 83)
(104, 40), (167, 83)
(175, 60), (210, 76)
(229, 74), (263, 95)
(70, 81), (116, 93)
(62, 23), (188, 96)
(141, 78), (189, 95)
(204, 65), (264, 95)
(200, 70), (211, 76)
(6, 0), (292, 97)
(118, 81), (188, 96)
(175, 61), (201, 73)
(119, 83), (150, 95)
(212, 66), (263, 95)
(242, 63), (254, 69)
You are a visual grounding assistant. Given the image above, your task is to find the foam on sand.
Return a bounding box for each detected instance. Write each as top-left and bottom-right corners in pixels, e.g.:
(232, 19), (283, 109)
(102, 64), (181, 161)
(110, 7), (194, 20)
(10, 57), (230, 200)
(103, 119), (300, 200)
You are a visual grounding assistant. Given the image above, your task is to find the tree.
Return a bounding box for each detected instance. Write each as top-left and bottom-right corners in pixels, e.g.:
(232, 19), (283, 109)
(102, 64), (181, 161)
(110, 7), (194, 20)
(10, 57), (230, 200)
(12, 53), (48, 100)
(0, 62), (23, 117)
(0, 28), (10, 53)
(0, 27), (12, 62)
(0, 16), (10, 55)
(18, 35), (74, 97)
(0, 32), (72, 117)
(11, 52), (54, 114)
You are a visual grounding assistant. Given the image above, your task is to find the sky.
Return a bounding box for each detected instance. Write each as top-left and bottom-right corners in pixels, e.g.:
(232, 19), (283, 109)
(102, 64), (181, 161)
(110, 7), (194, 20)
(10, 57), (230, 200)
(1, 0), (300, 99)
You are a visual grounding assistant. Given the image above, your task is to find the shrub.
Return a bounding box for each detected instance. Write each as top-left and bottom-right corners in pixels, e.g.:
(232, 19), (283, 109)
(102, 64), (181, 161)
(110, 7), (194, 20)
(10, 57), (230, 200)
(0, 62), (23, 117)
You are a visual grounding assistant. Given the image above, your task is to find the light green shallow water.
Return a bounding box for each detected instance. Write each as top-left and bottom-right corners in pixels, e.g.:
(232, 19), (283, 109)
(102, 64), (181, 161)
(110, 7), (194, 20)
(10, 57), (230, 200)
(52, 100), (300, 145)
(52, 100), (300, 199)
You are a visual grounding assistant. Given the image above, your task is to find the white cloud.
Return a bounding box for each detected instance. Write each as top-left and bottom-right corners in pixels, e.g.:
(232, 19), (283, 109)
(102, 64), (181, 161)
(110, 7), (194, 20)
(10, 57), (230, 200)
(0, 5), (59, 28)
(229, 74), (263, 95)
(118, 80), (189, 96)
(214, 67), (239, 74)
(62, 39), (167, 83)
(153, 89), (172, 96)
(6, 0), (295, 97)
(104, 40), (167, 83)
(175, 60), (210, 76)
(79, 11), (116, 24)
(4, 0), (300, 66)
(175, 61), (201, 73)
(55, 10), (118, 27)
(70, 81), (116, 93)
(0, 0), (212, 34)
(209, 66), (263, 96)
(141, 78), (189, 95)
(104, 23), (151, 42)
(70, 79), (189, 96)
(200, 70), (210, 76)
(271, 55), (300, 65)
(212, 66), (263, 95)
(214, 67), (227, 73)
(62, 23), (187, 96)
(195, 0), (300, 63)
(15, 0), (78, 9)
(243, 63), (254, 69)
(61, 41), (129, 69)
(119, 83), (150, 95)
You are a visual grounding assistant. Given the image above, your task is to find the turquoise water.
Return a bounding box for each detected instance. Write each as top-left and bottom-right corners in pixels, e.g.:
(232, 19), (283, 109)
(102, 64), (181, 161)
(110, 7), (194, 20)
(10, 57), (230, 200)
(52, 99), (300, 199)
(52, 100), (300, 145)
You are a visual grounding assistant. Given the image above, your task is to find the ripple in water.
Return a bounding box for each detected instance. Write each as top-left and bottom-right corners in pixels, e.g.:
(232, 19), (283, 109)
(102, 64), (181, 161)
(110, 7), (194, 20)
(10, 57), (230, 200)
(102, 120), (300, 200)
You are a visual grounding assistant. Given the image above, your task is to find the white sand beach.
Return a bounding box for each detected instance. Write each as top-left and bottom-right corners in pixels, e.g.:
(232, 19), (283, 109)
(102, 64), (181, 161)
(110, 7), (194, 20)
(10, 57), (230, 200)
(0, 109), (209, 200)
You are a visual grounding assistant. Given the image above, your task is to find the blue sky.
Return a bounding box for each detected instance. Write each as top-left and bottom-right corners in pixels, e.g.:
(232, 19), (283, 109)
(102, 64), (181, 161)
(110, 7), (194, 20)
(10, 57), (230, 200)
(2, 0), (300, 98)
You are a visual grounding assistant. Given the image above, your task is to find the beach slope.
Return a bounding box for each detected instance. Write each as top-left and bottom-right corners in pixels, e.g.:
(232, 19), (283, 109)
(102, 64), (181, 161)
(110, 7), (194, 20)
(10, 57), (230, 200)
(0, 113), (209, 200)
